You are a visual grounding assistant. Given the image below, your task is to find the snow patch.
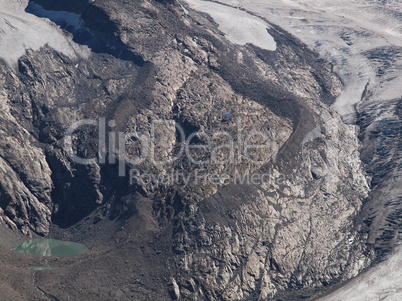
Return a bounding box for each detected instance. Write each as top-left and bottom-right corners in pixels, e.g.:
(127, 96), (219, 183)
(320, 246), (402, 301)
(0, 0), (89, 68)
(27, 2), (85, 32)
(184, 0), (276, 51)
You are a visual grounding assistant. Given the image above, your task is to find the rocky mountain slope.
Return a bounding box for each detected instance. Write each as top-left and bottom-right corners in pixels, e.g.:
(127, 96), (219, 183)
(0, 0), (394, 300)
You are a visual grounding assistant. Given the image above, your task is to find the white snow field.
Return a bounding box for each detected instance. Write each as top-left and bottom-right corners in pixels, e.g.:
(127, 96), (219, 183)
(184, 0), (277, 50)
(0, 0), (89, 67)
(213, 0), (402, 123)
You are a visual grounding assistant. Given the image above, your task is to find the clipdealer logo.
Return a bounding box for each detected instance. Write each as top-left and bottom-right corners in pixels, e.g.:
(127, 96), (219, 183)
(64, 117), (280, 178)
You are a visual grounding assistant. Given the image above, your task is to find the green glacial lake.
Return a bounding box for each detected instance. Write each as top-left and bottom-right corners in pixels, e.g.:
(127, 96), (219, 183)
(14, 239), (89, 257)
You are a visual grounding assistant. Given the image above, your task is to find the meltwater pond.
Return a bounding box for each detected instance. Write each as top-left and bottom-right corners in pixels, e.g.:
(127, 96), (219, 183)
(14, 239), (89, 257)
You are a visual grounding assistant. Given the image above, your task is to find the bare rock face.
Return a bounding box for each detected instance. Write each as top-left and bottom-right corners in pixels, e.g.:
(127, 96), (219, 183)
(0, 72), (53, 235)
(0, 0), (372, 300)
